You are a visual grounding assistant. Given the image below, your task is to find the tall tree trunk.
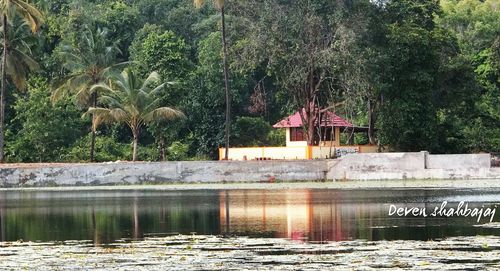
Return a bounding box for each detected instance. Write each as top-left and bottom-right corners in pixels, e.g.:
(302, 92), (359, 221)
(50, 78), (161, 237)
(368, 98), (376, 145)
(89, 92), (97, 162)
(0, 15), (7, 163)
(132, 129), (139, 162)
(307, 115), (315, 146)
(221, 6), (231, 160)
(159, 136), (166, 161)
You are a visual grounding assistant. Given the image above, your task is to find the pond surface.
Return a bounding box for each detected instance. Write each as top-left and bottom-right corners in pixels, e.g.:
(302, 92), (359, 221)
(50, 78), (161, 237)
(0, 188), (499, 245)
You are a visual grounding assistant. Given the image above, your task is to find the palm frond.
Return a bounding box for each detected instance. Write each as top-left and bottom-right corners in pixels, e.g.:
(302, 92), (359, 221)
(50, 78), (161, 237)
(11, 0), (44, 32)
(143, 71), (161, 87)
(98, 95), (121, 107)
(4, 47), (39, 90)
(109, 108), (129, 122)
(149, 82), (167, 97)
(84, 107), (113, 131)
(75, 84), (92, 106)
(194, 0), (224, 10)
(51, 83), (69, 104)
(89, 82), (114, 96)
(13, 47), (39, 70)
(194, 0), (204, 8)
(214, 0), (225, 10)
(143, 107), (185, 123)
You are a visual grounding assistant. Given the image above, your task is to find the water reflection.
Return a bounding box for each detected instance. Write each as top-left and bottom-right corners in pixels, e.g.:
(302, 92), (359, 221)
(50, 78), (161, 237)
(0, 189), (498, 244)
(220, 189), (499, 242)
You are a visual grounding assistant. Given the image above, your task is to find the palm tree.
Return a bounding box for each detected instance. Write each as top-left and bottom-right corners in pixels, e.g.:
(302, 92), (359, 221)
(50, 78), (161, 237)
(0, 0), (43, 163)
(1, 20), (39, 90)
(194, 0), (231, 160)
(52, 26), (121, 162)
(87, 68), (184, 161)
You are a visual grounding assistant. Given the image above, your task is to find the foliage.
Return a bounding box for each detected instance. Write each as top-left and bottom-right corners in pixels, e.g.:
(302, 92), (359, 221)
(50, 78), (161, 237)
(437, 0), (500, 152)
(63, 134), (129, 162)
(266, 129), (285, 147)
(166, 141), (189, 161)
(130, 26), (191, 102)
(2, 0), (499, 163)
(87, 68), (185, 161)
(231, 117), (271, 147)
(0, 0), (44, 162)
(236, 0), (340, 145)
(51, 25), (123, 161)
(52, 26), (121, 106)
(0, 19), (40, 90)
(377, 0), (453, 152)
(7, 77), (86, 162)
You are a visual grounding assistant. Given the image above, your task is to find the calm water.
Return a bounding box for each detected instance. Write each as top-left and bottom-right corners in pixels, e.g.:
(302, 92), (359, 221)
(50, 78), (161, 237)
(0, 188), (499, 244)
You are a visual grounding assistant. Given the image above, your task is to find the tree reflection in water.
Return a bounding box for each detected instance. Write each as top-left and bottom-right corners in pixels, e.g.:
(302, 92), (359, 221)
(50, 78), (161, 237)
(0, 189), (497, 245)
(0, 198), (4, 242)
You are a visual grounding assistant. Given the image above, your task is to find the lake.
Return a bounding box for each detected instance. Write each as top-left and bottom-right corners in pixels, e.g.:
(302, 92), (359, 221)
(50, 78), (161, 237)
(0, 188), (499, 245)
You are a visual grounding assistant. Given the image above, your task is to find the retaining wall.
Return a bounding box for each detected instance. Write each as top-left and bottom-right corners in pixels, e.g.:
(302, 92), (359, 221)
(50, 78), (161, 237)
(327, 152), (494, 180)
(0, 160), (328, 187)
(426, 154), (490, 169)
(0, 153), (497, 187)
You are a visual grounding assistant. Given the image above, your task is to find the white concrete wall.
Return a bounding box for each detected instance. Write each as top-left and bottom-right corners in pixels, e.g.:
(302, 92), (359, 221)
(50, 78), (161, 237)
(327, 152), (494, 180)
(0, 153), (497, 187)
(426, 154), (490, 169)
(335, 152), (425, 171)
(0, 160), (329, 187)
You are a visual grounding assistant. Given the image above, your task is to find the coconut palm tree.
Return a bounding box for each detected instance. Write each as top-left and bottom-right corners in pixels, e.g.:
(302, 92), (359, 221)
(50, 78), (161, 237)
(52, 26), (122, 162)
(0, 0), (43, 163)
(194, 0), (231, 160)
(86, 68), (184, 161)
(1, 20), (39, 90)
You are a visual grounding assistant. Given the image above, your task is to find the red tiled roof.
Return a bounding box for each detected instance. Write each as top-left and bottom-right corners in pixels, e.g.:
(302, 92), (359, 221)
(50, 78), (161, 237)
(273, 110), (353, 128)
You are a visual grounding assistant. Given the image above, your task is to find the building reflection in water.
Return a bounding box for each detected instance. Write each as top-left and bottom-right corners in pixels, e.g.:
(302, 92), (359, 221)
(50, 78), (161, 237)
(219, 189), (423, 242)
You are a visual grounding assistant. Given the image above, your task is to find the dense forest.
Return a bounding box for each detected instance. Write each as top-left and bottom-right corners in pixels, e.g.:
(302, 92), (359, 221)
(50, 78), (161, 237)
(0, 0), (498, 162)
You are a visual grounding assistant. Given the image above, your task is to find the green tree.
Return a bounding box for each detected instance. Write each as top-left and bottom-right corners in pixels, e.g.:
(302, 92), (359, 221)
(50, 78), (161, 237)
(193, 0), (231, 160)
(376, 0), (455, 152)
(7, 77), (86, 162)
(1, 20), (40, 91)
(96, 1), (140, 58)
(52, 26), (121, 162)
(0, 0), (44, 162)
(186, 32), (249, 159)
(87, 68), (185, 161)
(62, 134), (129, 162)
(130, 26), (191, 101)
(437, 0), (500, 152)
(231, 116), (271, 147)
(130, 26), (192, 159)
(236, 0), (339, 146)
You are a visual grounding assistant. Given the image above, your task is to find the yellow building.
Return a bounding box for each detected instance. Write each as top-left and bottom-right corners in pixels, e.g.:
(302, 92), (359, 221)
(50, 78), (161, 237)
(219, 110), (379, 160)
